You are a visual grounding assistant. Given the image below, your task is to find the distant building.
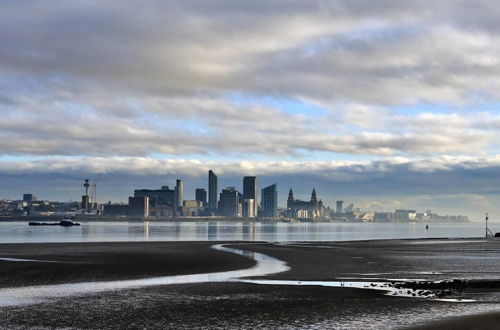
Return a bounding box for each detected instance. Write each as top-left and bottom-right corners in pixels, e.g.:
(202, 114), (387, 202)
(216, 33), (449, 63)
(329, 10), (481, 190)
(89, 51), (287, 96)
(134, 186), (174, 207)
(219, 187), (240, 217)
(260, 184), (278, 218)
(286, 188), (324, 219)
(81, 195), (90, 213)
(129, 196), (149, 217)
(174, 179), (184, 216)
(103, 204), (129, 216)
(243, 176), (258, 217)
(287, 188), (294, 209)
(195, 188), (207, 206)
(336, 200), (344, 215)
(208, 170), (218, 211)
(243, 199), (255, 218)
(154, 205), (174, 217)
(183, 200), (204, 216)
(344, 203), (354, 213)
(297, 209), (309, 219)
(23, 194), (35, 202)
(394, 209), (417, 221)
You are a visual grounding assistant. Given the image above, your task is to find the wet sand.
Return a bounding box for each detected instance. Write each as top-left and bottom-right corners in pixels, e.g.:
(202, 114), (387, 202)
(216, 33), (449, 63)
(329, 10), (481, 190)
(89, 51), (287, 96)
(0, 241), (255, 288)
(1, 239), (500, 329)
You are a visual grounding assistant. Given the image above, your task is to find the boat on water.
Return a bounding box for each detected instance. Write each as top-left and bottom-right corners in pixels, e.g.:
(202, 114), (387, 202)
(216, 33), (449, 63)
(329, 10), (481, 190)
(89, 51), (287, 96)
(29, 219), (81, 227)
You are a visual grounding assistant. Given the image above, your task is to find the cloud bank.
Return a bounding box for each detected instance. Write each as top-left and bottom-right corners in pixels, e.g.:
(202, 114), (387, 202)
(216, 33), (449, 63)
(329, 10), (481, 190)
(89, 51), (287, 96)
(2, 1), (500, 218)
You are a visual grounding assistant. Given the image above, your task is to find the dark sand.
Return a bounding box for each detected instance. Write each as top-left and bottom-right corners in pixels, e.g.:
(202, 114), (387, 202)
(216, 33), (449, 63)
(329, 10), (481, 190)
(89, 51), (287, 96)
(0, 241), (255, 288)
(2, 239), (500, 329)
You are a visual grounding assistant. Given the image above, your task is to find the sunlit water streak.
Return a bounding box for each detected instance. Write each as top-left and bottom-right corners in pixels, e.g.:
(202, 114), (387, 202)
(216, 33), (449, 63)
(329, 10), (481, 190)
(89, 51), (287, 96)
(0, 257), (60, 263)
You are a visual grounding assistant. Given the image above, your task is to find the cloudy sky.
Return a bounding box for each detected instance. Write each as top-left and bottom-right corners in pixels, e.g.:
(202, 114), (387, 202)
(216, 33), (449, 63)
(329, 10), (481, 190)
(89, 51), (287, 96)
(2, 1), (500, 219)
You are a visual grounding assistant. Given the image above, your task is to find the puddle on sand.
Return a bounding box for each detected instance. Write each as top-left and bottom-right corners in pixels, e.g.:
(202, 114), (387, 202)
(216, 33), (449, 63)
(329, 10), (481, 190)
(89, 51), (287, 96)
(239, 279), (475, 302)
(0, 244), (289, 307)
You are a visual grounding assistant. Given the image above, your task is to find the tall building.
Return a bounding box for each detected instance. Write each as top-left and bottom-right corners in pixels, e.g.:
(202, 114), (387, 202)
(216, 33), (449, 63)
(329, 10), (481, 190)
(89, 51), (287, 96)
(287, 188), (294, 209)
(81, 195), (90, 213)
(243, 199), (255, 218)
(219, 187), (240, 217)
(81, 179), (90, 212)
(260, 184), (278, 218)
(336, 200), (344, 215)
(174, 179), (184, 215)
(23, 194), (35, 202)
(208, 170), (218, 210)
(129, 196), (149, 217)
(134, 186), (174, 207)
(195, 188), (207, 206)
(243, 176), (258, 217)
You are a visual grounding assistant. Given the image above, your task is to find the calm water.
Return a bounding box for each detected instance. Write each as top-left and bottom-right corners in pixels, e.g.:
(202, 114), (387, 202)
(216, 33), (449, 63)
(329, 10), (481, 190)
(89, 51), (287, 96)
(0, 221), (495, 243)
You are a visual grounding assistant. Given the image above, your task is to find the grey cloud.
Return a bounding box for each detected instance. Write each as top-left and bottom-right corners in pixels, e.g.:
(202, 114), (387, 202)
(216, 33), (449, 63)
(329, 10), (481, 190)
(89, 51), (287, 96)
(2, 1), (500, 157)
(2, 1), (500, 103)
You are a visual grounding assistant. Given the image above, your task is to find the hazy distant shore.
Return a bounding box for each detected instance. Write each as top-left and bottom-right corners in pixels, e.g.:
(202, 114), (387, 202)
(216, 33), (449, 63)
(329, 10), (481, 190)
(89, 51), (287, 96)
(1, 239), (500, 329)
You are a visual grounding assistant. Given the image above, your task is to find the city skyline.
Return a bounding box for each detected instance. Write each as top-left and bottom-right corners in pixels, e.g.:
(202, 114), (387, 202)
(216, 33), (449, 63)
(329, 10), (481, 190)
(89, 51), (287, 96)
(1, 171), (470, 221)
(0, 165), (492, 219)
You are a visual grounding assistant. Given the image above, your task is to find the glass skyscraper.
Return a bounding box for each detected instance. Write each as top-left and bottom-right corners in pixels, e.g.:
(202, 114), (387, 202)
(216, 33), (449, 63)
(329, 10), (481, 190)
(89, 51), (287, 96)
(208, 170), (218, 210)
(261, 184), (277, 218)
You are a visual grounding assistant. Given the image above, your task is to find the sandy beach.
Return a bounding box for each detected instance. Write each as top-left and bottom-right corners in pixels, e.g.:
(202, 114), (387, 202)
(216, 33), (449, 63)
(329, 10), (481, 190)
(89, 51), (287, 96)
(1, 239), (500, 329)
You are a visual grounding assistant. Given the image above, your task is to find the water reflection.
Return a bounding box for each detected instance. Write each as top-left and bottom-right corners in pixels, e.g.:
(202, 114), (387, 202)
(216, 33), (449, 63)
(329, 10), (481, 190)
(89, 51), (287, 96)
(0, 221), (492, 244)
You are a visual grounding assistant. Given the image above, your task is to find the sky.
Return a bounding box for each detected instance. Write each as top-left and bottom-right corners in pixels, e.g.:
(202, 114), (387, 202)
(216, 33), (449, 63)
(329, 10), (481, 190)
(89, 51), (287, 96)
(2, 1), (500, 220)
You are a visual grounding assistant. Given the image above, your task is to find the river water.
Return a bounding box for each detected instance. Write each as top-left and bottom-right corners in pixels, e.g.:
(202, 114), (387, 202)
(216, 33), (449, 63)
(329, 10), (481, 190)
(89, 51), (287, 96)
(0, 220), (494, 243)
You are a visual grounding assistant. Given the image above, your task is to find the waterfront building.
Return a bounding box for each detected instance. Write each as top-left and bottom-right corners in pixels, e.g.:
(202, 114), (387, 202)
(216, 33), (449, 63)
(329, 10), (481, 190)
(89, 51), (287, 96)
(336, 200), (344, 215)
(134, 186), (174, 207)
(128, 196), (149, 217)
(344, 203), (354, 213)
(183, 200), (204, 216)
(243, 199), (255, 218)
(287, 188), (294, 209)
(286, 188), (326, 220)
(174, 179), (184, 215)
(243, 176), (258, 216)
(103, 204), (129, 216)
(394, 209), (417, 221)
(208, 170), (218, 210)
(81, 195), (90, 213)
(195, 188), (207, 206)
(260, 184), (278, 218)
(219, 187), (240, 217)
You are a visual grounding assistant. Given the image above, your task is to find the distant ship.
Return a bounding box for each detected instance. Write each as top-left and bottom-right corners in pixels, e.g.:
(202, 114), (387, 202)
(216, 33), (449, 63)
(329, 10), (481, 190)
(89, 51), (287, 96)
(29, 218), (81, 227)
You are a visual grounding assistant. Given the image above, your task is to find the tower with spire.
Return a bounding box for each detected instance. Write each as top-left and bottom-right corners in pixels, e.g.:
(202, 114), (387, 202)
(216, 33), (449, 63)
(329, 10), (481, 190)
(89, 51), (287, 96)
(310, 188), (318, 205)
(287, 188), (294, 209)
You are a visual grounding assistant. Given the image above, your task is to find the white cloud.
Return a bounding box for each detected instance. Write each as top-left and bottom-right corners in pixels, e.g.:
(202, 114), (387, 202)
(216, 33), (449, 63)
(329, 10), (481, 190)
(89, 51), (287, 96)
(3, 1), (500, 217)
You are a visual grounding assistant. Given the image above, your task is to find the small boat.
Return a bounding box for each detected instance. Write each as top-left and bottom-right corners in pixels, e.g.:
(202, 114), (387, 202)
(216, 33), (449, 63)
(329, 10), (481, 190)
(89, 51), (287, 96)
(59, 219), (80, 226)
(29, 219), (81, 227)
